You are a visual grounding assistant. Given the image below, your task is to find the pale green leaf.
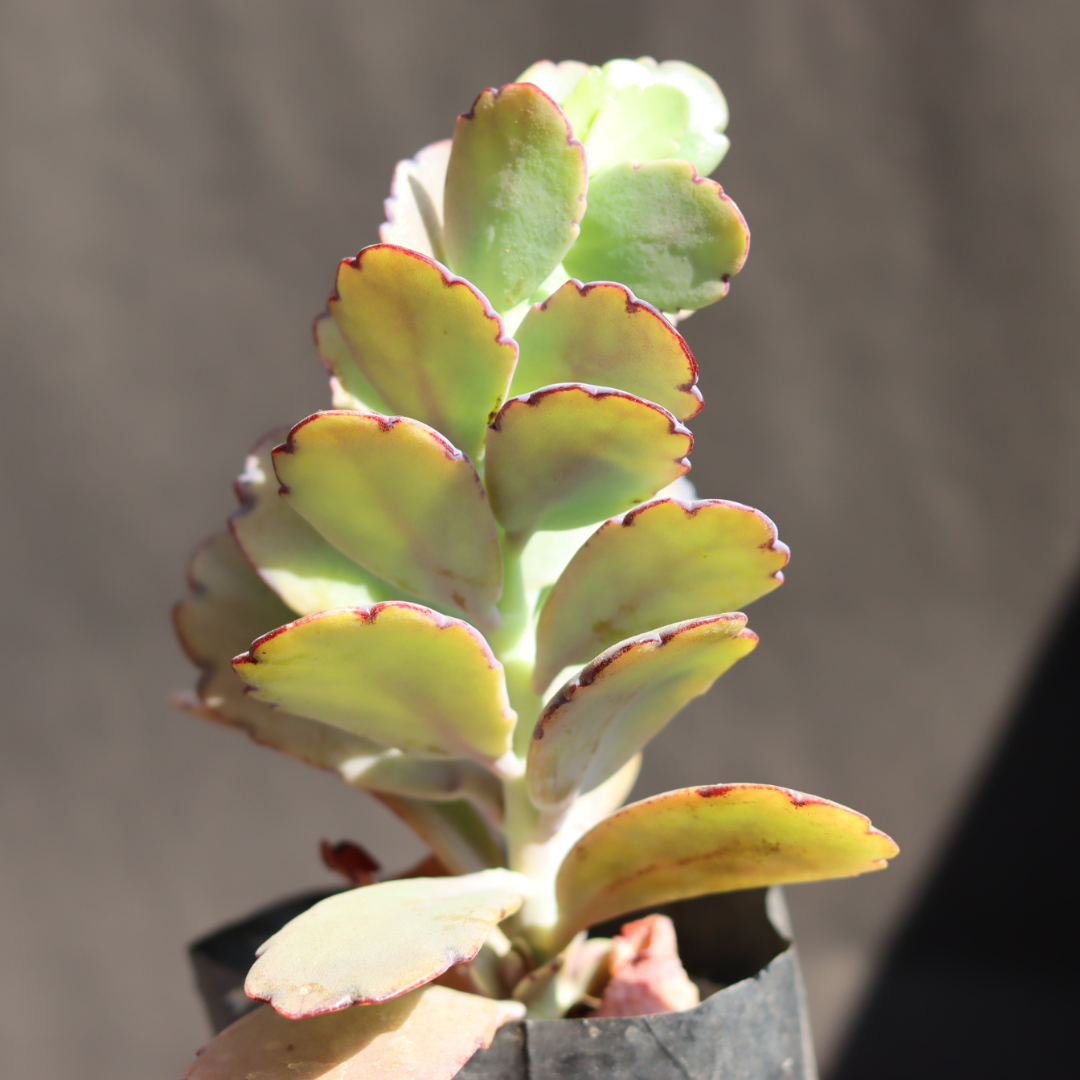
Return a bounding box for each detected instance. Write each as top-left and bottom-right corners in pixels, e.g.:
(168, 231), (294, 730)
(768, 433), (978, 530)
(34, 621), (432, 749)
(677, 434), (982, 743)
(529, 616), (757, 811)
(233, 603), (517, 769)
(379, 138), (452, 262)
(583, 82), (689, 176)
(516, 59), (591, 105)
(231, 430), (406, 616)
(535, 498), (788, 690)
(554, 784), (899, 949)
(510, 279), (702, 419)
(653, 59), (730, 175)
(246, 870), (532, 1016)
(182, 984), (523, 1080)
(563, 160), (749, 312)
(443, 83), (587, 312)
(485, 386), (692, 542)
(314, 311), (388, 414)
(328, 245), (518, 460)
(273, 411), (502, 626)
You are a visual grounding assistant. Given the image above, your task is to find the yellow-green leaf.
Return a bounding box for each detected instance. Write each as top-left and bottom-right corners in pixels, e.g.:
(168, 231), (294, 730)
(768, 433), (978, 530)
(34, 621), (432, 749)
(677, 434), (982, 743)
(231, 430), (405, 616)
(554, 784), (899, 949)
(510, 279), (702, 420)
(182, 985), (523, 1080)
(328, 245), (518, 460)
(485, 386), (692, 542)
(233, 603), (517, 770)
(273, 411), (502, 626)
(529, 616), (757, 812)
(443, 83), (587, 312)
(314, 311), (388, 413)
(379, 138), (452, 262)
(535, 498), (788, 690)
(563, 159), (749, 313)
(246, 870), (532, 1016)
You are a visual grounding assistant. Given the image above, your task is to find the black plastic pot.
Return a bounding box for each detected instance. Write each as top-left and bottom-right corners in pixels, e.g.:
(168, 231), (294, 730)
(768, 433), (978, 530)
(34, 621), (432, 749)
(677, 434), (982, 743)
(191, 886), (817, 1079)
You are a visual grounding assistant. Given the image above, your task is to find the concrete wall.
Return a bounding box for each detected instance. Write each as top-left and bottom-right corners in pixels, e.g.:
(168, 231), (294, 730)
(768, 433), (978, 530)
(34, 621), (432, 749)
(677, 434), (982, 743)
(3, 2), (1079, 1076)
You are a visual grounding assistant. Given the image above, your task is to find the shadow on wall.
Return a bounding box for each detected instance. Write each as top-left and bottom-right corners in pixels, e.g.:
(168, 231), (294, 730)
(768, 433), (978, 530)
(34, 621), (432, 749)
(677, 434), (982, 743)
(832, 565), (1080, 1079)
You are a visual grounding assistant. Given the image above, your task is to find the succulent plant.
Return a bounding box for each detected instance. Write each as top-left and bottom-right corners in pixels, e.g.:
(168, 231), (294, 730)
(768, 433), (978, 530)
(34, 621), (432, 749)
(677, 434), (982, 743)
(175, 57), (897, 1080)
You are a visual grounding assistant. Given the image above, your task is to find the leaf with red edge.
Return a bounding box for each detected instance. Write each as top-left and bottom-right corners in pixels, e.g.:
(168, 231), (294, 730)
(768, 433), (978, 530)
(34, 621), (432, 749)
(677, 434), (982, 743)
(563, 159), (749, 313)
(327, 245), (518, 460)
(528, 615), (758, 813)
(230, 429), (407, 616)
(181, 985), (524, 1080)
(444, 83), (587, 312)
(233, 603), (517, 770)
(535, 498), (788, 690)
(553, 784), (899, 950)
(246, 869), (532, 1017)
(510, 279), (702, 420)
(273, 411), (502, 626)
(485, 385), (692, 542)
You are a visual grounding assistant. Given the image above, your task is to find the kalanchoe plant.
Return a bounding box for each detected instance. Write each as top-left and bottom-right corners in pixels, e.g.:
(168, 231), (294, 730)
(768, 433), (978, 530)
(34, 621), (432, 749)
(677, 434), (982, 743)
(175, 57), (898, 1080)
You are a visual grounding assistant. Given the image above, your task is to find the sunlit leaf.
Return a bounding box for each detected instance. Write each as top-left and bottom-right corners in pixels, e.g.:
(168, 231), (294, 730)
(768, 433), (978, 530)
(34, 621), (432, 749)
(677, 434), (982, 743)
(328, 245), (518, 460)
(485, 386), (691, 542)
(231, 430), (405, 616)
(273, 411), (502, 625)
(651, 59), (730, 175)
(174, 531), (380, 766)
(444, 83), (587, 312)
(535, 498), (788, 690)
(554, 784), (899, 949)
(511, 279), (701, 419)
(246, 870), (532, 1017)
(516, 59), (591, 106)
(529, 616), (757, 811)
(379, 138), (452, 262)
(182, 985), (523, 1080)
(233, 603), (517, 770)
(563, 160), (749, 312)
(314, 312), (388, 413)
(582, 82), (689, 175)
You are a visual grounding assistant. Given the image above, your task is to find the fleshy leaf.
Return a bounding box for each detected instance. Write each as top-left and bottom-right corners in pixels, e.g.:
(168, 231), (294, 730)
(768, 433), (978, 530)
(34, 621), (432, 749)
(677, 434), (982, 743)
(327, 245), (518, 460)
(174, 535), (505, 864)
(233, 603), (517, 769)
(246, 870), (532, 1016)
(485, 386), (692, 542)
(314, 311), (388, 413)
(182, 985), (523, 1080)
(553, 784), (899, 949)
(379, 138), (452, 262)
(231, 430), (406, 615)
(443, 83), (587, 312)
(535, 498), (788, 690)
(174, 531), (382, 766)
(563, 160), (749, 313)
(529, 616), (757, 812)
(516, 59), (591, 105)
(273, 411), (502, 625)
(582, 82), (689, 175)
(510, 279), (701, 419)
(651, 59), (730, 175)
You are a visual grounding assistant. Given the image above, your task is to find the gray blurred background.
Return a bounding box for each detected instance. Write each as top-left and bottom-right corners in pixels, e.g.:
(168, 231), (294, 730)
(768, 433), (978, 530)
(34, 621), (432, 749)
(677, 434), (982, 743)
(3, 2), (1079, 1077)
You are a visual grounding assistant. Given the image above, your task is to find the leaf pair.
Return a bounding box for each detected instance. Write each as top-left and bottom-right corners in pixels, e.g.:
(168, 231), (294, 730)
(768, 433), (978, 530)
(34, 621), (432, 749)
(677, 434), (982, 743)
(235, 787), (897, 1021)
(380, 75), (747, 315)
(174, 531), (505, 868)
